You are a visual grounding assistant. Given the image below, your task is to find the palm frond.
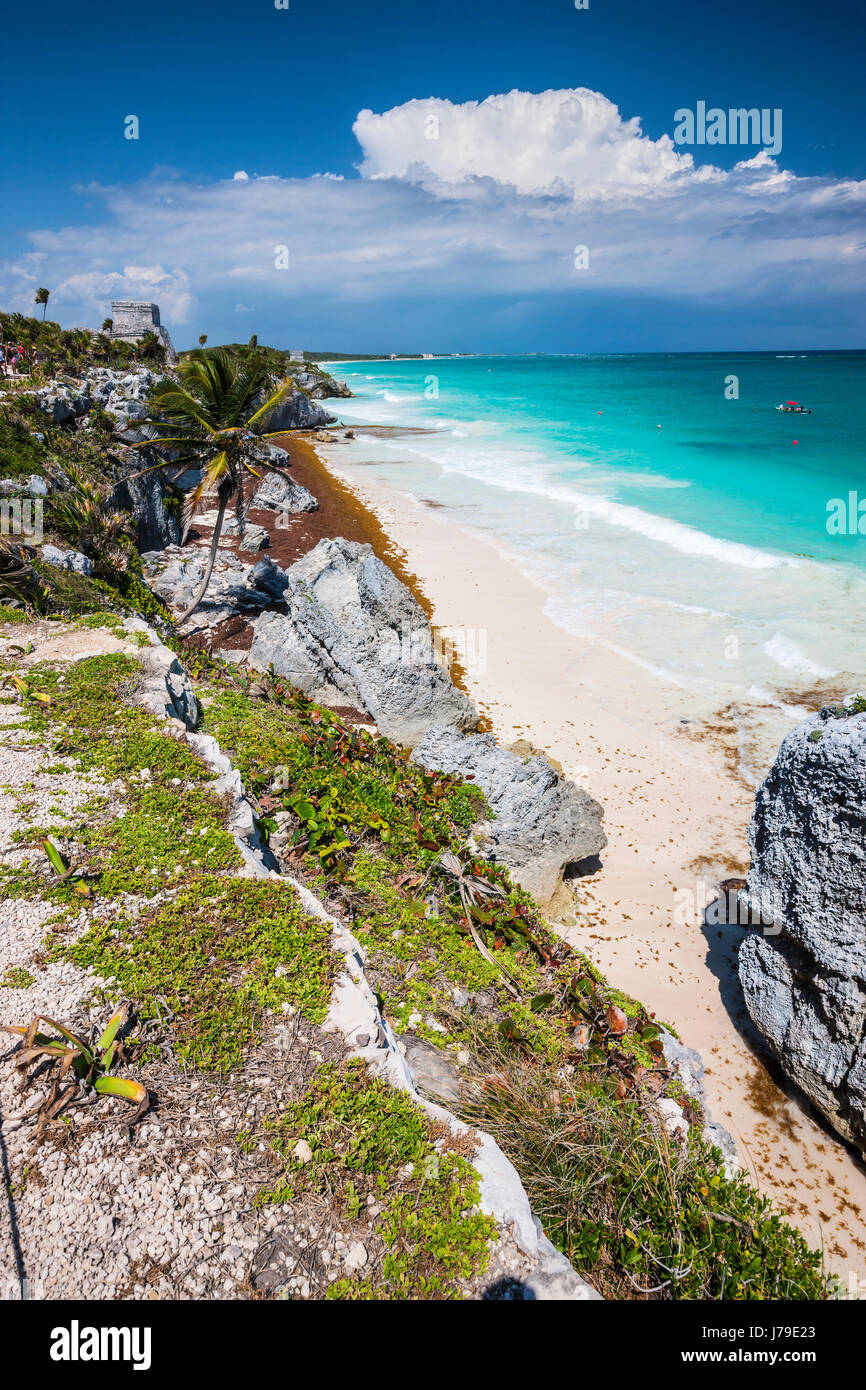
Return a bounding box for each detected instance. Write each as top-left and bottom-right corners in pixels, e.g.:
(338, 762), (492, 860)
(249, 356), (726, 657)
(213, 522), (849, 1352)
(181, 477), (209, 542)
(245, 376), (293, 428)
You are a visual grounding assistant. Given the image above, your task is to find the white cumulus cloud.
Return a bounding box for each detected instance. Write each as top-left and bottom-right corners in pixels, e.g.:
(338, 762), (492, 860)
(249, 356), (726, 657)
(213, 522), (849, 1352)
(354, 88), (699, 198)
(0, 87), (863, 346)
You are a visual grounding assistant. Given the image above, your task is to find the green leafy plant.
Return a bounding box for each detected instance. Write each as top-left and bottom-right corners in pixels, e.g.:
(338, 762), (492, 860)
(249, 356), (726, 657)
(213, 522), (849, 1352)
(3, 671), (52, 705)
(259, 1060), (495, 1300)
(434, 850), (520, 997)
(459, 1027), (827, 1300)
(49, 466), (134, 577)
(1, 1006), (149, 1131)
(134, 330), (166, 366)
(0, 967), (35, 989)
(0, 539), (45, 614)
(42, 836), (91, 898)
(0, 309), (137, 380)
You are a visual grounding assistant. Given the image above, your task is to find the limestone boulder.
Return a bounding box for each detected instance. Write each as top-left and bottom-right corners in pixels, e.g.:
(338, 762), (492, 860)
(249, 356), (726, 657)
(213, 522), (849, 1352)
(249, 538), (478, 745)
(250, 467), (318, 516)
(737, 696), (866, 1154)
(411, 727), (606, 903)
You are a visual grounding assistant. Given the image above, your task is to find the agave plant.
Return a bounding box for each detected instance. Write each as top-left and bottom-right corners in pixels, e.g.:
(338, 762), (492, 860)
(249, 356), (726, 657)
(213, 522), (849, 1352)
(0, 537), (44, 612)
(49, 467), (133, 575)
(132, 350), (297, 621)
(42, 835), (91, 898)
(1, 1006), (149, 1131)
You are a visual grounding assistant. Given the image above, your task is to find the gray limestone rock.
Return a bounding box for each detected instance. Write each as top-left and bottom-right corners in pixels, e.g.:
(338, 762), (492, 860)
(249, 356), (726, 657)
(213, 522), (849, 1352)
(249, 537), (478, 746)
(107, 444), (181, 551)
(34, 384), (91, 425)
(249, 557), (289, 600)
(143, 548), (271, 631)
(40, 544), (92, 576)
(411, 726), (606, 903)
(291, 366), (353, 400)
(258, 391), (335, 433)
(238, 524), (270, 553)
(660, 1030), (739, 1176)
(737, 696), (866, 1154)
(250, 468), (318, 515)
(401, 1035), (465, 1106)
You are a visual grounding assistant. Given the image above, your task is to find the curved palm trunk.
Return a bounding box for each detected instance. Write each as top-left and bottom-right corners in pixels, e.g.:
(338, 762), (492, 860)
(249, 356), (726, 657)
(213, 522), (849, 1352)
(177, 493), (228, 623)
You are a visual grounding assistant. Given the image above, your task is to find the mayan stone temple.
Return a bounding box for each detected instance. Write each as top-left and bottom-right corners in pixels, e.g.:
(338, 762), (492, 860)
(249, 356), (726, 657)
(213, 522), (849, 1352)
(109, 300), (177, 361)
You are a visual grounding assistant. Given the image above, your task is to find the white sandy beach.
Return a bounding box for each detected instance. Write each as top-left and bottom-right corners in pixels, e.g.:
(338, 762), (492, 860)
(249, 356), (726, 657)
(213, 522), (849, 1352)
(315, 440), (866, 1282)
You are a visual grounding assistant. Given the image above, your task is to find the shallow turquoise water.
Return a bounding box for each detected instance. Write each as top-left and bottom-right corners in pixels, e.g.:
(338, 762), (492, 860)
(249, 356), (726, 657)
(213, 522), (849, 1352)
(322, 352), (866, 773)
(329, 352), (866, 566)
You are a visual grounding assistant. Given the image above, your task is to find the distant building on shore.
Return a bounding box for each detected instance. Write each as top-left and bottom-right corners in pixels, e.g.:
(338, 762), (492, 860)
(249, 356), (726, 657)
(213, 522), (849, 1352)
(109, 301), (177, 362)
(288, 348), (304, 362)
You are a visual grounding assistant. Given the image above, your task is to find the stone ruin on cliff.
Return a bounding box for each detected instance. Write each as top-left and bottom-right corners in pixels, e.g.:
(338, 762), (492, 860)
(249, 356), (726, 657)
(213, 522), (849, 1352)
(109, 301), (177, 361)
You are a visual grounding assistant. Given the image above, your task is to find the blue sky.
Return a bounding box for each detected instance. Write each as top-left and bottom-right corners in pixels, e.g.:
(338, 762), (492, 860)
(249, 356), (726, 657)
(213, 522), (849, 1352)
(1, 0), (864, 351)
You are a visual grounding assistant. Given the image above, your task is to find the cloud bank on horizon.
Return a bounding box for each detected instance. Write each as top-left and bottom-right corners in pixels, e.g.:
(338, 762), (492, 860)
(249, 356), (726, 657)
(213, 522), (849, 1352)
(3, 87), (864, 348)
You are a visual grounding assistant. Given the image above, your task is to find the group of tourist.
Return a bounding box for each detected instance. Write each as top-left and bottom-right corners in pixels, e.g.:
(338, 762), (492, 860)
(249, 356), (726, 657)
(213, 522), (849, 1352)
(1, 342), (32, 377)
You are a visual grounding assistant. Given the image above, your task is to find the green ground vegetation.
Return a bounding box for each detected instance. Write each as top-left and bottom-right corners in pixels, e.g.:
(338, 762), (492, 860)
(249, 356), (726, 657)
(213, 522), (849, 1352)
(3, 651), (336, 1073)
(257, 1058), (495, 1299)
(0, 309), (156, 379)
(0, 310), (836, 1296)
(197, 667), (833, 1300)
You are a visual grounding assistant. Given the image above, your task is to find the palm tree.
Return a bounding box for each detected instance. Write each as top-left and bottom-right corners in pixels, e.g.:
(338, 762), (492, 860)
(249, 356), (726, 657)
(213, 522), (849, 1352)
(34, 288), (50, 320)
(198, 334), (208, 347)
(135, 331), (165, 365)
(102, 318), (114, 333)
(134, 351), (294, 622)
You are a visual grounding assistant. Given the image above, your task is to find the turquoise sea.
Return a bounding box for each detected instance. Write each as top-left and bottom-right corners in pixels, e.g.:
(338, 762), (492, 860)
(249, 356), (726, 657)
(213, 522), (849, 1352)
(322, 353), (866, 773)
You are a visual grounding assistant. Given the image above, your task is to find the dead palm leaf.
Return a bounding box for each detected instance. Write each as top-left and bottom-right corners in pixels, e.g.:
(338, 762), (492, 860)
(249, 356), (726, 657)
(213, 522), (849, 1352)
(435, 851), (521, 998)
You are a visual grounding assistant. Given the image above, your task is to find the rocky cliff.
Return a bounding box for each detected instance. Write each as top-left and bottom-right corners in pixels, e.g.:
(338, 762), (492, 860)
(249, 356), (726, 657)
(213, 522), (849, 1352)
(411, 727), (606, 903)
(738, 696), (866, 1155)
(0, 317), (830, 1302)
(249, 538), (479, 746)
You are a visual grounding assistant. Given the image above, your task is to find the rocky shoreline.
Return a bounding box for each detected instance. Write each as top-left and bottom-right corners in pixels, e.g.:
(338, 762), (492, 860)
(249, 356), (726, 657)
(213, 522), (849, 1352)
(0, 341), (846, 1300)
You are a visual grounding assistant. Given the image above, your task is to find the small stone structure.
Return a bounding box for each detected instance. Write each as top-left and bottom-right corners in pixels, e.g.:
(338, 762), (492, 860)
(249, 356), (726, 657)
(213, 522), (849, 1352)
(110, 301), (177, 362)
(289, 349), (304, 362)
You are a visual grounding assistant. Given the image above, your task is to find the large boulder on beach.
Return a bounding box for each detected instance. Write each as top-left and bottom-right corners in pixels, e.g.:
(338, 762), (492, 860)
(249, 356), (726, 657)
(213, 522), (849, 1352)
(249, 537), (478, 746)
(410, 727), (606, 903)
(258, 391), (335, 433)
(250, 469), (318, 515)
(737, 695), (866, 1155)
(249, 556), (289, 600)
(238, 523), (270, 553)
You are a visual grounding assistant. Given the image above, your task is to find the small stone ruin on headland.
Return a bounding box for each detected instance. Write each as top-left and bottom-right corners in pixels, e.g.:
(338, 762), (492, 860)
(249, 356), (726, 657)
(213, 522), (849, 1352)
(109, 301), (177, 362)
